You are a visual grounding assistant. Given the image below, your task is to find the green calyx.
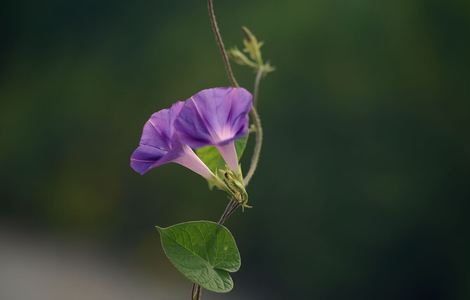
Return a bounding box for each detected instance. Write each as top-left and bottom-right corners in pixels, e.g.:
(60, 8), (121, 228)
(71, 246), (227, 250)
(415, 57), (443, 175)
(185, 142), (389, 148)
(206, 165), (250, 211)
(220, 168), (251, 211)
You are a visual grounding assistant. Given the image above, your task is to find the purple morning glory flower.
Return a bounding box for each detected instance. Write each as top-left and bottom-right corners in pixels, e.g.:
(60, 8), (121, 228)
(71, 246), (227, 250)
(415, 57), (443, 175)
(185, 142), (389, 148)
(130, 102), (214, 179)
(174, 87), (253, 171)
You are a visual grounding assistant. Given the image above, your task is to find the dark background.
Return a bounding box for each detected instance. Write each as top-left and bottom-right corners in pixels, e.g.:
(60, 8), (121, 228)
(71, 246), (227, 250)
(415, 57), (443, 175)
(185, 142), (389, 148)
(1, 0), (469, 299)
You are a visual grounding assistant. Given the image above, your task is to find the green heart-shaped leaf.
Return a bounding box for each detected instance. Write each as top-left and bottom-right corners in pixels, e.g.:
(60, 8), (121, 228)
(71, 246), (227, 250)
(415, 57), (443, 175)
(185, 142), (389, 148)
(156, 221), (241, 293)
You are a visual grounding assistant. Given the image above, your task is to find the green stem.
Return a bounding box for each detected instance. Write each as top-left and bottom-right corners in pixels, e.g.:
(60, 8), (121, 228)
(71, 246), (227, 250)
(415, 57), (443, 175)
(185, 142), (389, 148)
(253, 67), (263, 107)
(191, 284), (202, 300)
(243, 68), (264, 186)
(244, 105), (263, 186)
(218, 199), (240, 224)
(207, 0), (239, 87)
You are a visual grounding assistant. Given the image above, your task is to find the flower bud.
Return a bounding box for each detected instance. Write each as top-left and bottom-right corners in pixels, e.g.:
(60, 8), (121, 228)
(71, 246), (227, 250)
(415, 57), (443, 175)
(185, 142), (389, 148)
(228, 47), (257, 68)
(242, 26), (263, 65)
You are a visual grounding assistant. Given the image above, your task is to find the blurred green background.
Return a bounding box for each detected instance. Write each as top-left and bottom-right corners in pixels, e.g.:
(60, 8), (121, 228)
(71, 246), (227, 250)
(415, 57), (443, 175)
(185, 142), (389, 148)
(1, 0), (469, 299)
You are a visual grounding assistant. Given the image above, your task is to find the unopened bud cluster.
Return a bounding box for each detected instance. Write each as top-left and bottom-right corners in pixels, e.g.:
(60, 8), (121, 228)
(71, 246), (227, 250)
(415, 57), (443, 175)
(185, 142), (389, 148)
(229, 27), (275, 75)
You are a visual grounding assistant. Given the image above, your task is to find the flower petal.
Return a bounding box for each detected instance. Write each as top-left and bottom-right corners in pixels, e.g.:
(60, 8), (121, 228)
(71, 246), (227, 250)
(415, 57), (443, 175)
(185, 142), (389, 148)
(173, 145), (214, 179)
(142, 101), (184, 149)
(175, 87), (252, 148)
(130, 101), (184, 175)
(216, 141), (239, 172)
(130, 144), (180, 175)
